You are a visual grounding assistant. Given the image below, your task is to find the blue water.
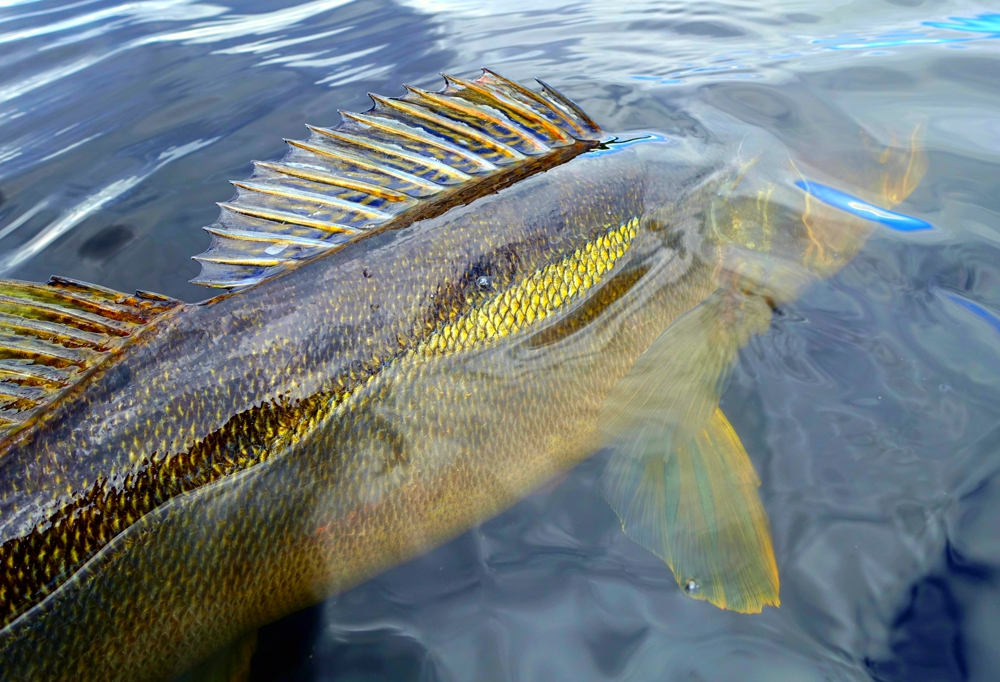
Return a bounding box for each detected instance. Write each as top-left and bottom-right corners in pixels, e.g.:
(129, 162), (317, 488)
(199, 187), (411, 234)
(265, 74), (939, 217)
(2, 1), (1000, 680)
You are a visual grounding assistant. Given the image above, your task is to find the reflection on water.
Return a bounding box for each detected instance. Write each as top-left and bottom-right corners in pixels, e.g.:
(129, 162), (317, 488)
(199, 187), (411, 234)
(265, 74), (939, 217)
(1, 0), (999, 680)
(796, 180), (934, 232)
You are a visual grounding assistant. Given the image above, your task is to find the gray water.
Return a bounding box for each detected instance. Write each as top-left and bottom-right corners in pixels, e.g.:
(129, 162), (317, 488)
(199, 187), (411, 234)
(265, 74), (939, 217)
(2, 0), (1000, 680)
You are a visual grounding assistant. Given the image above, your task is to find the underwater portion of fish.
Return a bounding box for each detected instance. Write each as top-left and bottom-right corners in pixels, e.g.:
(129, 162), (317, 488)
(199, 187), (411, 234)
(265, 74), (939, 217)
(0, 71), (924, 681)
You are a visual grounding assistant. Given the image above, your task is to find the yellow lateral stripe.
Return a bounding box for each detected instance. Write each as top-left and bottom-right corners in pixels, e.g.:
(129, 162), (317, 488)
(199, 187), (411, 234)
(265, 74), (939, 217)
(419, 217), (639, 354)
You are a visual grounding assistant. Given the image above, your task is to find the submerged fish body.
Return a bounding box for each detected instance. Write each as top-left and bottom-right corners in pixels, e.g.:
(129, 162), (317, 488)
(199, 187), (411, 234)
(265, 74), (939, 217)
(0, 73), (923, 681)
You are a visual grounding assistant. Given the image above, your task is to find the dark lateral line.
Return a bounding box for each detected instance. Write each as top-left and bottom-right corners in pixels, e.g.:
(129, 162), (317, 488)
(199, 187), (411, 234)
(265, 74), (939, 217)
(0, 392), (331, 629)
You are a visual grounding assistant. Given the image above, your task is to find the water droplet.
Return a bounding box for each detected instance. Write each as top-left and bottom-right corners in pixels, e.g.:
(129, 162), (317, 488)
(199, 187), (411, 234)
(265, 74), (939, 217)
(476, 275), (493, 291)
(684, 579), (700, 594)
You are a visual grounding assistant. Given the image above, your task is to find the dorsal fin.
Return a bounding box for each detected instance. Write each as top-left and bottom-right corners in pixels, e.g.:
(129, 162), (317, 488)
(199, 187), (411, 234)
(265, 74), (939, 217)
(0, 276), (182, 442)
(191, 70), (605, 290)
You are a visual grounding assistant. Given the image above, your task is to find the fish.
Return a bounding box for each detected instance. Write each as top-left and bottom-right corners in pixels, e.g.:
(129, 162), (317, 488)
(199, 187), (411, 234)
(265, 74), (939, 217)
(0, 71), (925, 682)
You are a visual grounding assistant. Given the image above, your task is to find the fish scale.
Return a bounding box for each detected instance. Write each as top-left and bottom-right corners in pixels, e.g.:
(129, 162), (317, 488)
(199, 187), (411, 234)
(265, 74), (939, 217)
(0, 69), (921, 681)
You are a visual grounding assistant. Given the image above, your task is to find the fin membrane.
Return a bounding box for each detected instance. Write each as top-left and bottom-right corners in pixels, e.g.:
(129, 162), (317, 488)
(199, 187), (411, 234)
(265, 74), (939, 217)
(599, 289), (779, 613)
(193, 70), (605, 289)
(0, 276), (182, 443)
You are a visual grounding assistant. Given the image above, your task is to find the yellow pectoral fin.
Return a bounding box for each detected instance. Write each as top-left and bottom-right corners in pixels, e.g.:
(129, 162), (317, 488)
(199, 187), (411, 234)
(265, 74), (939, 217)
(599, 290), (778, 613)
(603, 407), (779, 614)
(668, 408), (779, 613)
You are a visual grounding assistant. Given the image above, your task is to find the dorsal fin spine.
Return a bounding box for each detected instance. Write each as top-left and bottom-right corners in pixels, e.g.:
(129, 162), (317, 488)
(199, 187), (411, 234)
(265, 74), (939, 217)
(307, 126), (473, 183)
(0, 388), (41, 408)
(253, 161), (414, 203)
(230, 181), (394, 221)
(479, 69), (589, 136)
(0, 339), (87, 369)
(441, 73), (573, 144)
(401, 85), (551, 153)
(285, 139), (446, 195)
(217, 203), (362, 234)
(535, 79), (602, 135)
(0, 294), (129, 337)
(338, 110), (497, 173)
(0, 279), (183, 443)
(0, 281), (148, 327)
(204, 227), (335, 249)
(193, 254), (292, 267)
(368, 94), (525, 163)
(0, 367), (68, 390)
(0, 318), (107, 353)
(135, 290), (174, 302)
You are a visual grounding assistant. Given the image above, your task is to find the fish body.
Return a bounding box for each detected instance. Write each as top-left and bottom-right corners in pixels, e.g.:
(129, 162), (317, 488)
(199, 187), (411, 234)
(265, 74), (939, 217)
(0, 73), (923, 681)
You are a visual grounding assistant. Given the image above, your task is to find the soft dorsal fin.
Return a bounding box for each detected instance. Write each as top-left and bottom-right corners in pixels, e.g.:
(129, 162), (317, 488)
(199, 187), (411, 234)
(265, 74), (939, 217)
(191, 70), (605, 290)
(0, 276), (182, 442)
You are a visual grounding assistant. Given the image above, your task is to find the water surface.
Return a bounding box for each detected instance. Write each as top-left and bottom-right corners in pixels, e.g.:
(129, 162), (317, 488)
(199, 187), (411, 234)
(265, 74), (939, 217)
(1, 0), (999, 680)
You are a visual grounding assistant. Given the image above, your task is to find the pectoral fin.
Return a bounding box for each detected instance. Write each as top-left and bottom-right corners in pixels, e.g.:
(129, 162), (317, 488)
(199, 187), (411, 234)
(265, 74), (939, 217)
(599, 289), (778, 613)
(662, 408), (778, 612)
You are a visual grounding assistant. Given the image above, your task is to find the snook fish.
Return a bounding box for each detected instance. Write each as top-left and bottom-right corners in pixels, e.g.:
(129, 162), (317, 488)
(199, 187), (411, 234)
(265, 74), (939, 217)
(0, 71), (924, 681)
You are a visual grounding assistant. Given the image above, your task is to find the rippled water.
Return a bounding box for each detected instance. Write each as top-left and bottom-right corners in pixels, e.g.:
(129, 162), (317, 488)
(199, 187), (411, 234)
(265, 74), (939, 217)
(2, 0), (1000, 680)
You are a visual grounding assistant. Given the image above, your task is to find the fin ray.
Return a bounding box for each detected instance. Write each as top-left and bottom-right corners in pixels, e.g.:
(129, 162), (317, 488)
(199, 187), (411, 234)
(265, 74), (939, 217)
(338, 110), (498, 174)
(0, 278), (182, 443)
(599, 289), (778, 613)
(192, 71), (604, 290)
(442, 73), (573, 144)
(231, 181), (394, 221)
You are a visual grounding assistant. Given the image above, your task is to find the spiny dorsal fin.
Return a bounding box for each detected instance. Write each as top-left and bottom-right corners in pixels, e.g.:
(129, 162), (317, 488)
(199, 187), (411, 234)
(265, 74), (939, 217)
(191, 70), (605, 290)
(0, 276), (182, 442)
